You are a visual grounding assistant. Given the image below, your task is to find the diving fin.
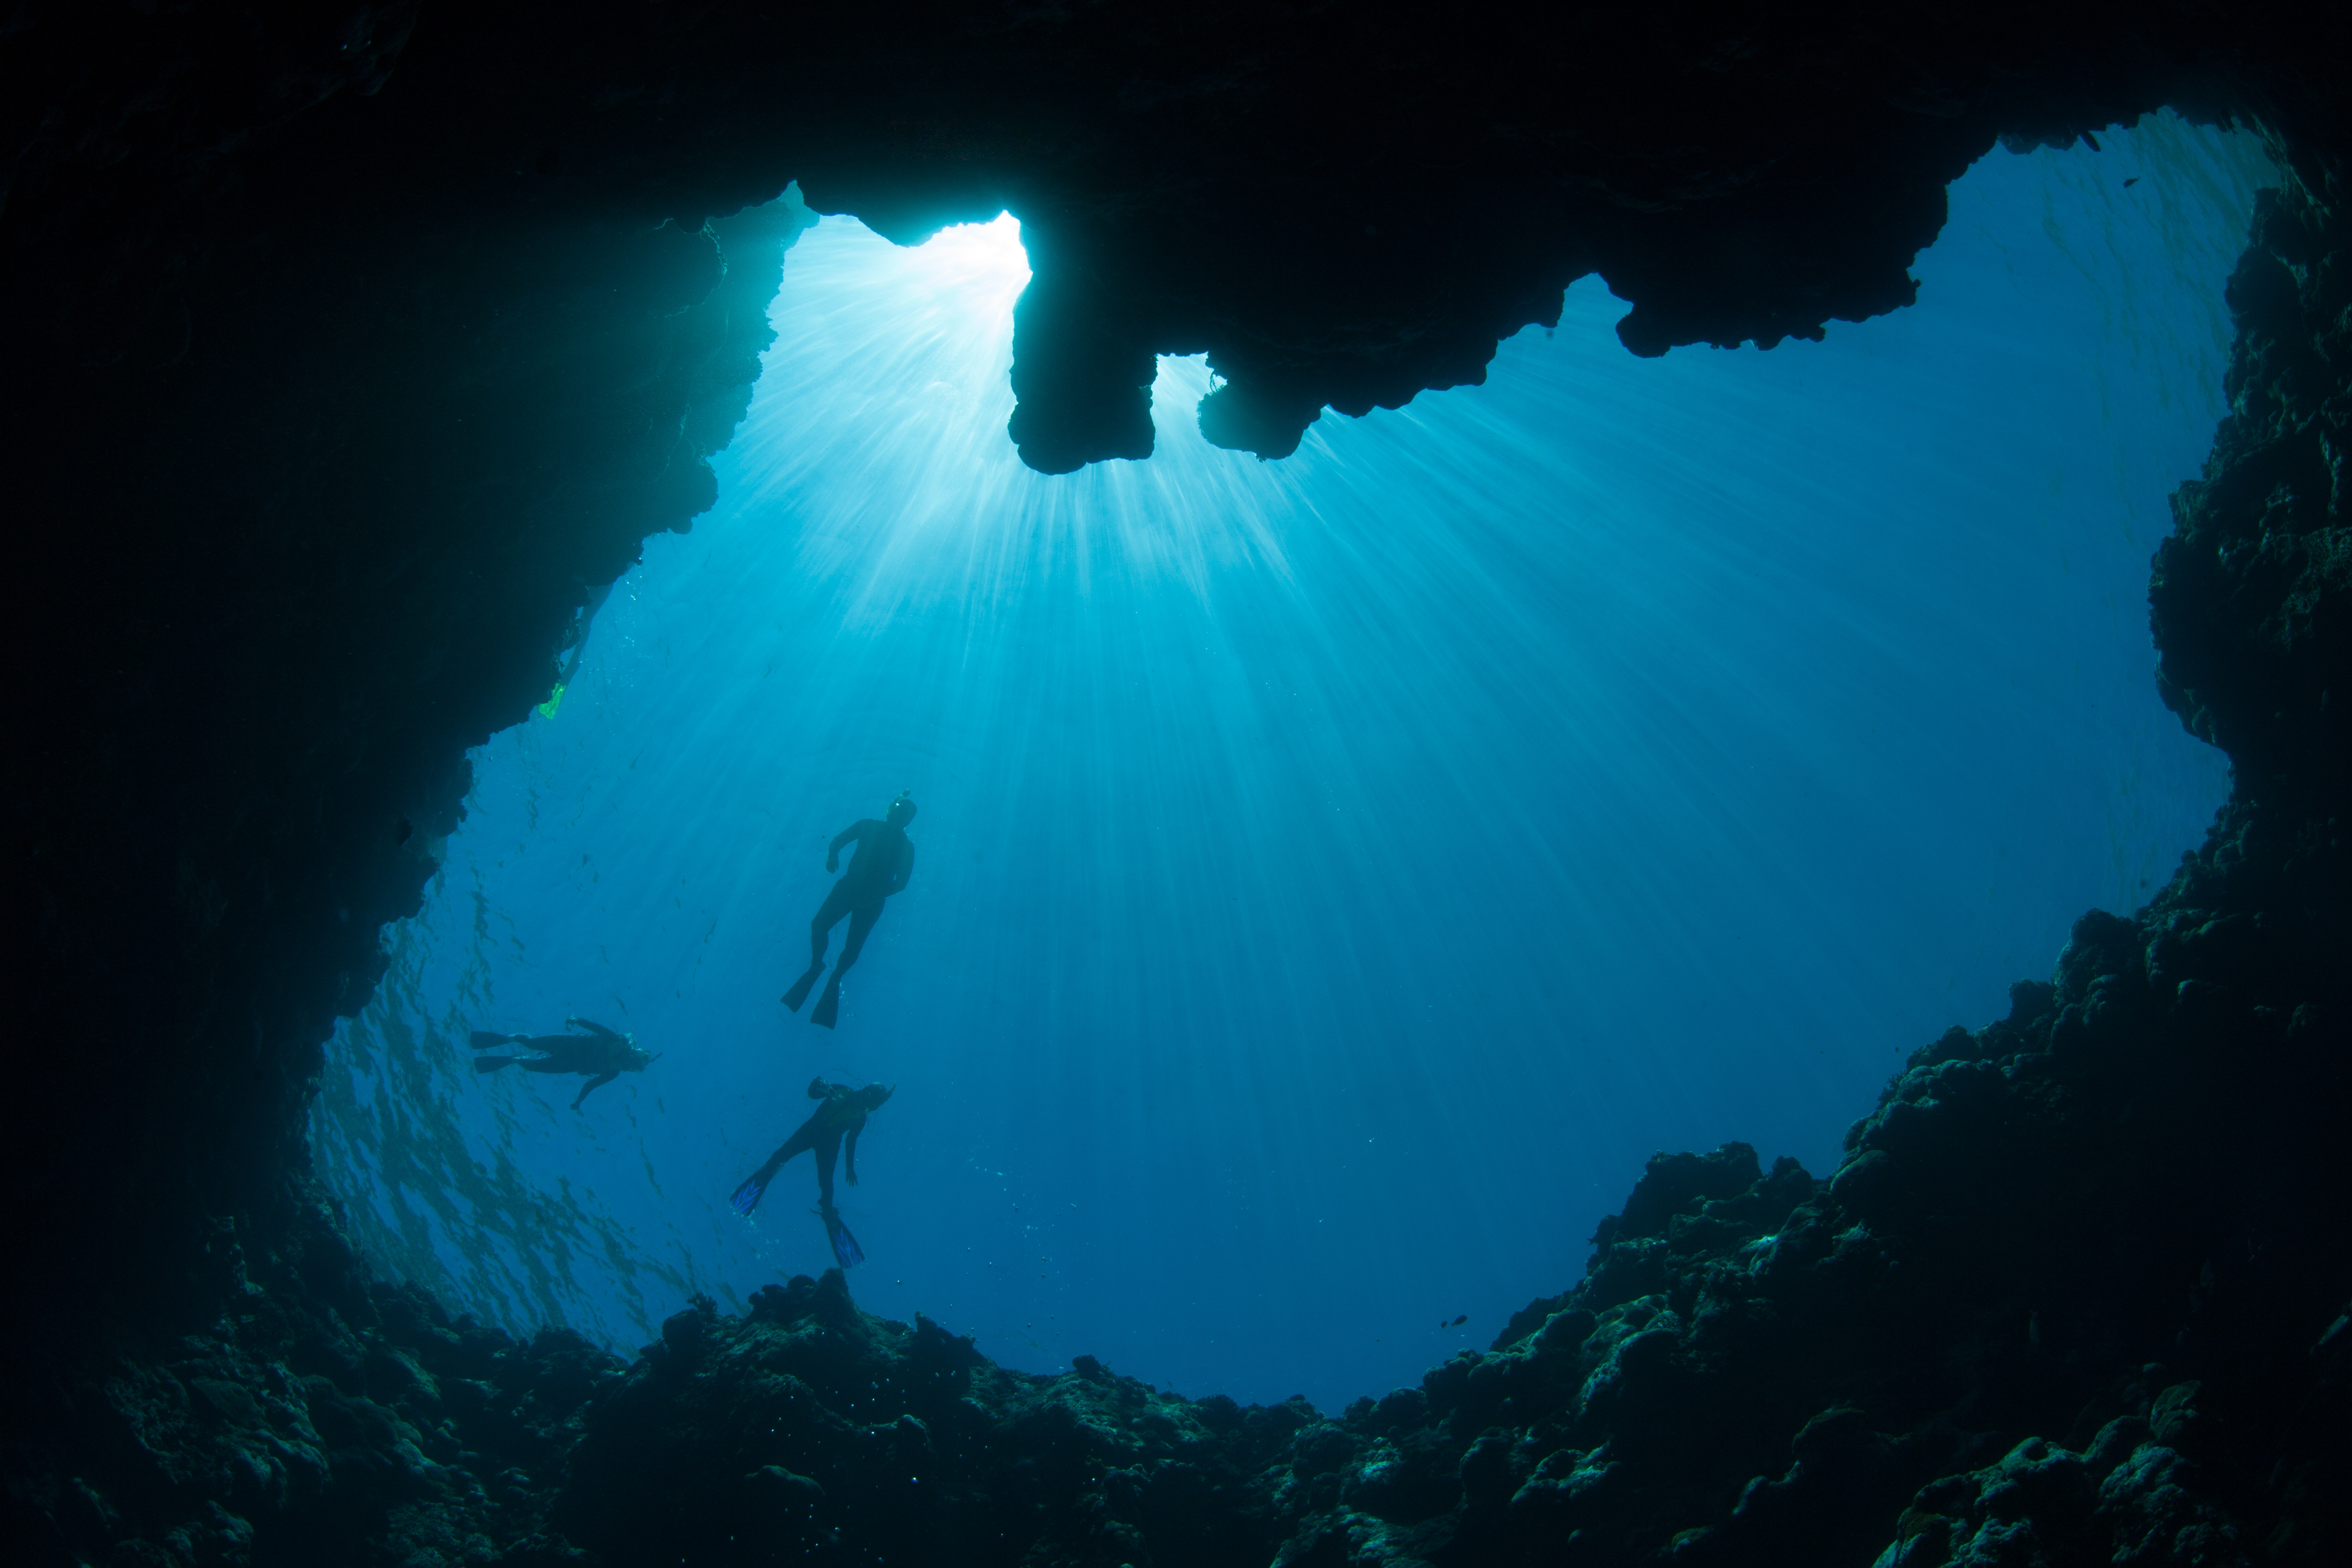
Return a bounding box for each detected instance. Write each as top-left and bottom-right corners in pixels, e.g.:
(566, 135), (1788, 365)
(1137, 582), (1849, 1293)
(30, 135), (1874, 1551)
(473, 1055), (517, 1073)
(821, 1204), (865, 1269)
(781, 963), (823, 1012)
(809, 973), (841, 1030)
(469, 1031), (522, 1051)
(730, 1176), (769, 1217)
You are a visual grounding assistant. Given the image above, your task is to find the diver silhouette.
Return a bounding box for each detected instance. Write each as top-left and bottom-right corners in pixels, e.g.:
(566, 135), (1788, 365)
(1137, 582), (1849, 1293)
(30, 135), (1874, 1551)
(470, 1017), (655, 1110)
(782, 793), (917, 1029)
(730, 1077), (895, 1268)
(537, 581), (614, 719)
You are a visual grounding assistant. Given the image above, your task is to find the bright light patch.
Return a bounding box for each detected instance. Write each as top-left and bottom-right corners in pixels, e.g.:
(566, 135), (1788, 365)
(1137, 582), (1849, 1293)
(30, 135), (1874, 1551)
(719, 214), (1293, 624)
(904, 212), (1031, 319)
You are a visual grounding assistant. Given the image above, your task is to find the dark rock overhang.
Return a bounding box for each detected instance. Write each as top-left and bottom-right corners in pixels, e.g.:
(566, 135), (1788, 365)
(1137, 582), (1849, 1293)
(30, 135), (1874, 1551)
(12, 4), (2344, 466)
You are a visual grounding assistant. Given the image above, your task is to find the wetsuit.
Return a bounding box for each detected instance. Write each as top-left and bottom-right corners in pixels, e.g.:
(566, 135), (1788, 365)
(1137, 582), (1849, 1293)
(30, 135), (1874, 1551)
(539, 582), (615, 719)
(811, 818), (914, 976)
(735, 1082), (876, 1211)
(730, 1079), (893, 1266)
(784, 797), (917, 1028)
(472, 1018), (644, 1109)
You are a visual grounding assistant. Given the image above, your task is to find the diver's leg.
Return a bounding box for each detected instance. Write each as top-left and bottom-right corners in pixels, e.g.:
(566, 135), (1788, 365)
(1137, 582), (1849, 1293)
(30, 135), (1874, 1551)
(809, 902), (882, 1029)
(571, 1071), (617, 1111)
(809, 879), (855, 966)
(788, 882), (855, 1009)
(813, 1137), (840, 1208)
(836, 900), (884, 973)
(771, 1126), (817, 1173)
(733, 1129), (815, 1215)
(811, 1140), (863, 1266)
(510, 1041), (590, 1074)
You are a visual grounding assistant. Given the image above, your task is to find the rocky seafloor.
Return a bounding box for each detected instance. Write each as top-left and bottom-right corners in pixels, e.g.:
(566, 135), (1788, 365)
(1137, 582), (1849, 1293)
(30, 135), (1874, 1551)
(7, 4), (2347, 1565)
(29, 853), (2345, 1566)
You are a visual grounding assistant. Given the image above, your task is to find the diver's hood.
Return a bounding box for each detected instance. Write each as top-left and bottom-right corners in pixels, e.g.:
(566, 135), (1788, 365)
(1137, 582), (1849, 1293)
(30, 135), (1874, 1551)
(887, 794), (918, 825)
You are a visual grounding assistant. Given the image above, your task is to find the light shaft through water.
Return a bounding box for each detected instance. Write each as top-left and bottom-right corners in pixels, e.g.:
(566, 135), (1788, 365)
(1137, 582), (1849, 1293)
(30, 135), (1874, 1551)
(316, 115), (2268, 1411)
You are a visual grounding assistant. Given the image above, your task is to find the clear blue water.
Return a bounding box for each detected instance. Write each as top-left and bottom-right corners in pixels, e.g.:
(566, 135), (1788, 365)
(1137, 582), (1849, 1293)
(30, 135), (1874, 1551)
(314, 114), (2271, 1413)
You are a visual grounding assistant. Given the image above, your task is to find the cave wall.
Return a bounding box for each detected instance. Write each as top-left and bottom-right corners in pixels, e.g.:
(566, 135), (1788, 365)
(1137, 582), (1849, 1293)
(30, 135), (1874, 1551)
(4, 2), (2346, 1565)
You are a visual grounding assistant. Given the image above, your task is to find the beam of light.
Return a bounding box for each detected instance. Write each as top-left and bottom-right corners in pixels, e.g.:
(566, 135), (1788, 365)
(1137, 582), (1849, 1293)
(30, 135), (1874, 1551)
(740, 210), (1298, 624)
(314, 112), (2271, 1411)
(900, 210), (1031, 306)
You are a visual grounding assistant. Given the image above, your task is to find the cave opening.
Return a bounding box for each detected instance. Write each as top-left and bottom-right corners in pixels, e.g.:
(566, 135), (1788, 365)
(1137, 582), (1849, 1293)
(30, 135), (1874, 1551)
(311, 114), (2272, 1413)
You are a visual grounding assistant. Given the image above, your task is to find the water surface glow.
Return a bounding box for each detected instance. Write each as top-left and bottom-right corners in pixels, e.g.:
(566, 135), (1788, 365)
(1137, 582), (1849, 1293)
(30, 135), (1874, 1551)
(316, 115), (2270, 1410)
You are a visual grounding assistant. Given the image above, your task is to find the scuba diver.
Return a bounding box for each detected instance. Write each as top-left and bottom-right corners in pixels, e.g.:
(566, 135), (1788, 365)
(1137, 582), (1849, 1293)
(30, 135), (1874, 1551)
(782, 792), (917, 1030)
(470, 1017), (655, 1111)
(731, 1077), (895, 1268)
(538, 581), (614, 720)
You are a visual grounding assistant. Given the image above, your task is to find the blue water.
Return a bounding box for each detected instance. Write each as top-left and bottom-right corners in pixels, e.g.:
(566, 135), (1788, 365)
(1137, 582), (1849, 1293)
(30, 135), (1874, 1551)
(314, 114), (2270, 1413)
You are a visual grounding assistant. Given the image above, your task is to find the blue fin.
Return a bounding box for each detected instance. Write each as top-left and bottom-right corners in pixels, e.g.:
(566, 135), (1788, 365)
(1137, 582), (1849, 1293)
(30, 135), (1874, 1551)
(731, 1176), (767, 1216)
(823, 1206), (865, 1268)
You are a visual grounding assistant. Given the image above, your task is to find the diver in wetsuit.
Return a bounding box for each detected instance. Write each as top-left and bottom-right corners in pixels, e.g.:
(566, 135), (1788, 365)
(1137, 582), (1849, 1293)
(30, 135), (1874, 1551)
(781, 793), (917, 1030)
(730, 1078), (896, 1267)
(538, 581), (614, 720)
(471, 1017), (655, 1111)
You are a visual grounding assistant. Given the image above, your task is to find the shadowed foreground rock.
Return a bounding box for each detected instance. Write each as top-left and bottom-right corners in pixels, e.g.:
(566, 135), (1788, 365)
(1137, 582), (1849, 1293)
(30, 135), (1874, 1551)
(34, 788), (2340, 1565)
(523, 816), (2343, 1568)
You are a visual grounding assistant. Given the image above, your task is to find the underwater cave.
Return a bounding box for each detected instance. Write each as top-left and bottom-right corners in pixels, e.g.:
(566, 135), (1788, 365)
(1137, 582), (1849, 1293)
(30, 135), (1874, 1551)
(7, 6), (2345, 1568)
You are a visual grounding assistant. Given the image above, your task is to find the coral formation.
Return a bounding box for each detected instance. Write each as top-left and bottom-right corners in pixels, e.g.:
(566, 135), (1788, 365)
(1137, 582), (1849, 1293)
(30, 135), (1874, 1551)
(4, 2), (2345, 1564)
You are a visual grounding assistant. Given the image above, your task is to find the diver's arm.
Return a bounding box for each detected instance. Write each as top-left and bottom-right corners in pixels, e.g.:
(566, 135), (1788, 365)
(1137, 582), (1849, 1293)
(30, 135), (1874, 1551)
(572, 1071), (618, 1110)
(885, 843), (914, 896)
(843, 1120), (863, 1186)
(825, 821), (872, 872)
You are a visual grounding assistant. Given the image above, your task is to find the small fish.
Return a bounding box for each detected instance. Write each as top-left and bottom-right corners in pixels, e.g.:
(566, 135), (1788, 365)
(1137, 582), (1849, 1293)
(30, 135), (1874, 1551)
(2082, 130), (2102, 152)
(1442, 1314), (1468, 1329)
(2123, 177), (2139, 188)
